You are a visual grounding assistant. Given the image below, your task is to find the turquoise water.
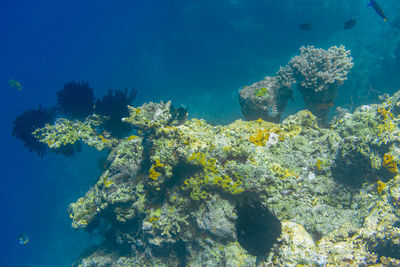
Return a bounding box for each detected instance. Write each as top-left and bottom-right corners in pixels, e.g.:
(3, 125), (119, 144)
(1, 0), (400, 266)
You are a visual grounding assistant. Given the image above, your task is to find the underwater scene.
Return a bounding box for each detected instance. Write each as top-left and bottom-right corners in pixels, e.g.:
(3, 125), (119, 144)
(2, 0), (400, 266)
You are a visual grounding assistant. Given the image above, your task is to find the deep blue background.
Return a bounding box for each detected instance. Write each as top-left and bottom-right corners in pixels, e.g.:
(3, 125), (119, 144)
(0, 0), (399, 266)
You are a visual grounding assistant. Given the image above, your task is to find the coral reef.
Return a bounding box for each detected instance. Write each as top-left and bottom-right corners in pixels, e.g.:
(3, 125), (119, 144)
(94, 88), (137, 138)
(36, 88), (400, 266)
(239, 45), (353, 124)
(12, 105), (56, 156)
(56, 80), (95, 120)
(331, 93), (400, 187)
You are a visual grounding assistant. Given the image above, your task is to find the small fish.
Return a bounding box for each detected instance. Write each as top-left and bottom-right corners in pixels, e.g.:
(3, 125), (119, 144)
(268, 104), (279, 118)
(9, 79), (23, 91)
(299, 22), (312, 31)
(368, 0), (387, 22)
(18, 233), (29, 245)
(344, 19), (357, 29)
(102, 130), (111, 139)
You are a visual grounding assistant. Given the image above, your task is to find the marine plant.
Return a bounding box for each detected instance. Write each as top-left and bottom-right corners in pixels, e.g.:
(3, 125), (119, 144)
(94, 88), (137, 138)
(56, 80), (95, 120)
(12, 105), (56, 157)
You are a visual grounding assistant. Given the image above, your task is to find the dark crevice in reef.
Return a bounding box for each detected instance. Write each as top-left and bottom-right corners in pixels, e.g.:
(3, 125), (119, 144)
(75, 228), (132, 266)
(174, 240), (189, 267)
(166, 161), (203, 188)
(103, 228), (132, 255)
(372, 240), (400, 261)
(140, 137), (153, 172)
(225, 153), (248, 164)
(103, 205), (142, 234)
(235, 192), (282, 257)
(149, 161), (203, 205)
(310, 230), (323, 242)
(148, 239), (188, 267)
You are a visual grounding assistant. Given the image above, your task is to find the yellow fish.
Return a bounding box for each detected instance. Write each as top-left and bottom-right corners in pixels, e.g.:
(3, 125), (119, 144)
(18, 232), (29, 245)
(9, 79), (23, 91)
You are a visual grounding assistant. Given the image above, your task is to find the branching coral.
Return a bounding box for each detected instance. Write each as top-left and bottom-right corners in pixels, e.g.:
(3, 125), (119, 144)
(240, 45), (353, 124)
(34, 115), (114, 151)
(12, 105), (56, 156)
(56, 80), (94, 120)
(281, 45), (354, 123)
(282, 45), (354, 93)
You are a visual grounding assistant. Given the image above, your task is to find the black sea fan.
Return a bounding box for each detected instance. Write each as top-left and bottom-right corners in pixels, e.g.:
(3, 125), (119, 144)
(12, 105), (56, 157)
(94, 88), (137, 138)
(56, 80), (94, 120)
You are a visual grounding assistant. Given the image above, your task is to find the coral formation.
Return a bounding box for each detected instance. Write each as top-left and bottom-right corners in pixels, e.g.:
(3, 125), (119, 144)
(283, 45), (353, 93)
(239, 45), (353, 124)
(56, 81), (95, 120)
(34, 115), (115, 151)
(283, 45), (353, 123)
(239, 76), (293, 122)
(35, 88), (400, 266)
(12, 105), (56, 156)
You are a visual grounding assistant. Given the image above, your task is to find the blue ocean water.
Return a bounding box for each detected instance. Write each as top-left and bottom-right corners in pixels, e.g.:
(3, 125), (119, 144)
(1, 0), (399, 266)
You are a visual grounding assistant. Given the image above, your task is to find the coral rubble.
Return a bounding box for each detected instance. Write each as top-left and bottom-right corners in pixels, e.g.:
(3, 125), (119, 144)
(36, 89), (400, 266)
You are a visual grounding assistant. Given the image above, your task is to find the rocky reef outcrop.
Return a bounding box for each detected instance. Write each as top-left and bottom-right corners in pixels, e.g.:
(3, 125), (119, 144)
(36, 88), (400, 266)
